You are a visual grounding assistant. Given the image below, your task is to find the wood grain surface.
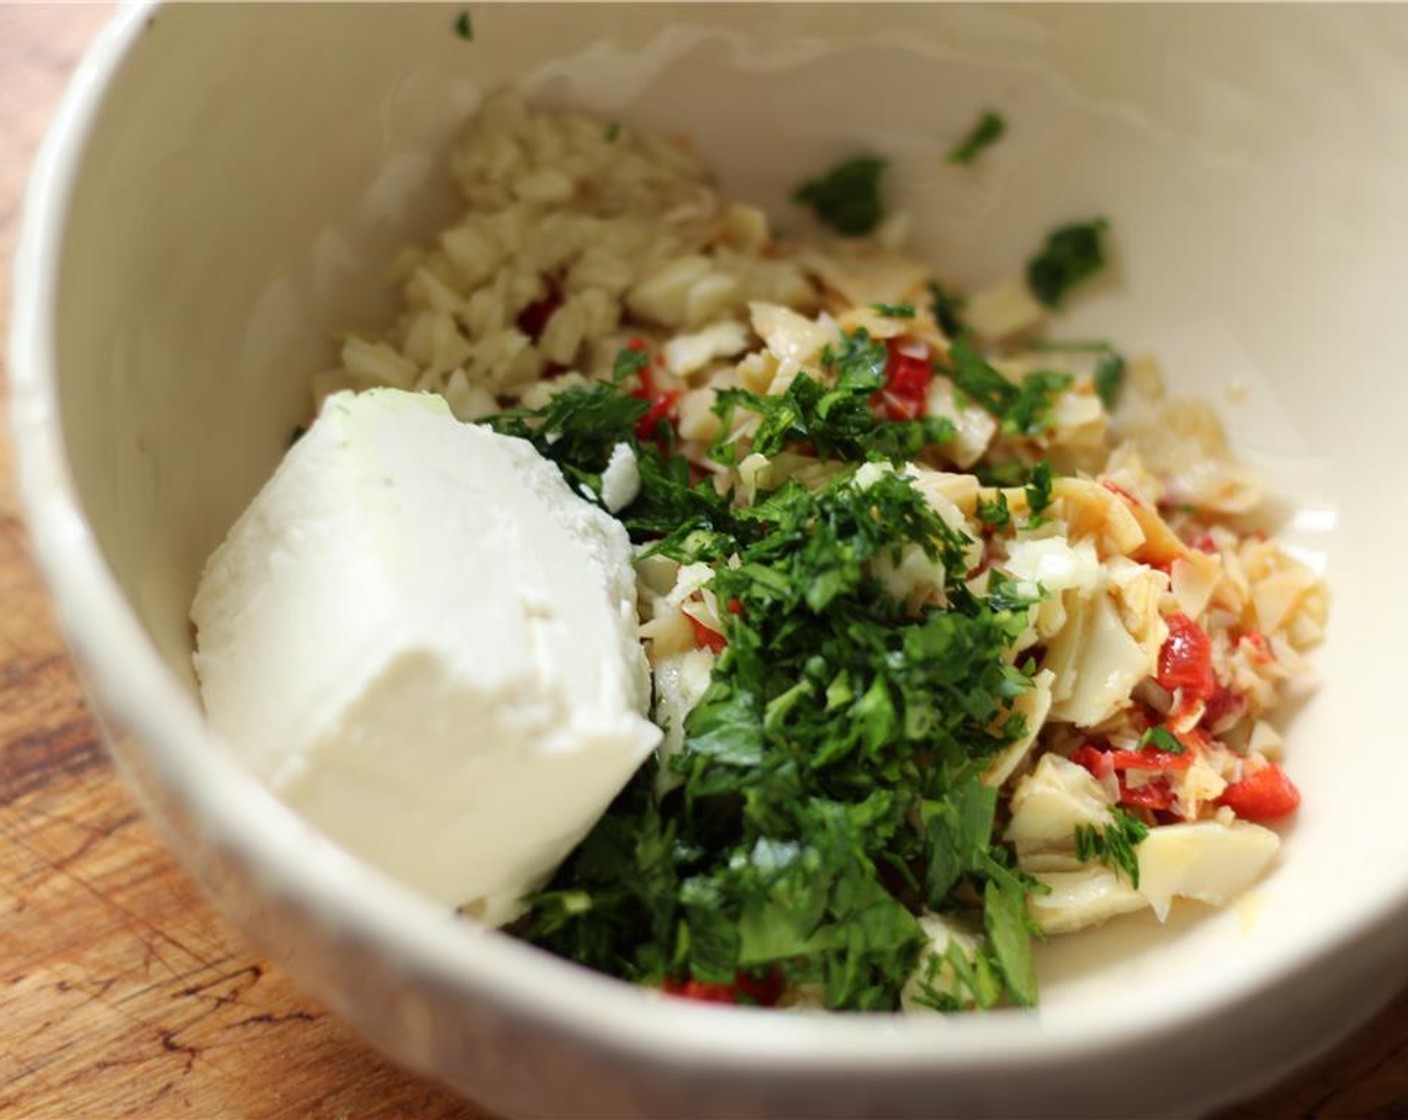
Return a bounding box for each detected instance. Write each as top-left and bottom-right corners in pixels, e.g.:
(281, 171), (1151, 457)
(1, 7), (1405, 1119)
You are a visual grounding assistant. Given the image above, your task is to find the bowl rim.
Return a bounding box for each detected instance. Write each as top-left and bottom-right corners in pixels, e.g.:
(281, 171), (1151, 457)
(8, 0), (1405, 1085)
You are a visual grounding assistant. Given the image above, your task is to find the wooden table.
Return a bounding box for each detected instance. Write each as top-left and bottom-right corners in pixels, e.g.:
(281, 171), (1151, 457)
(2, 8), (1405, 1118)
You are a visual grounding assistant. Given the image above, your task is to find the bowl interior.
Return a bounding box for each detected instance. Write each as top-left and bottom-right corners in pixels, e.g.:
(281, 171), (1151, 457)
(41, 1), (1408, 1035)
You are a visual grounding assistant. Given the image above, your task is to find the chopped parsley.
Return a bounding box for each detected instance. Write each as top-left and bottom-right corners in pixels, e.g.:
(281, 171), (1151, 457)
(1138, 726), (1186, 754)
(872, 302), (916, 319)
(505, 347), (1044, 1010)
(947, 110), (1007, 166)
(929, 281), (968, 340)
(912, 938), (1005, 1012)
(947, 340), (1018, 416)
(1025, 461), (1054, 524)
(1002, 371), (1074, 437)
(484, 347), (731, 545)
(611, 345), (648, 382)
(604, 121), (621, 142)
(973, 459), (1036, 489)
(1073, 809), (1149, 887)
(1026, 219), (1109, 308)
(945, 342), (1073, 438)
(484, 354), (647, 499)
(976, 491), (1011, 532)
(1094, 350), (1126, 410)
(453, 9), (473, 40)
(792, 156), (888, 237)
(1025, 339), (1126, 412)
(710, 329), (954, 466)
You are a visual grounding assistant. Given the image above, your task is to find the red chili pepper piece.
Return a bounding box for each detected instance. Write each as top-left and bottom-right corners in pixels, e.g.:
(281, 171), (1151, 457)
(1074, 744), (1181, 810)
(635, 390), (679, 441)
(1071, 744), (1114, 780)
(516, 288), (562, 340)
(1202, 683), (1243, 730)
(687, 613), (727, 654)
(634, 362), (658, 400)
(622, 340), (678, 440)
(1217, 762), (1300, 821)
(1157, 612), (1217, 700)
(1189, 533), (1219, 554)
(662, 977), (738, 1004)
(874, 341), (933, 421)
(726, 597), (743, 615)
(661, 970), (784, 1006)
(1119, 779), (1176, 812)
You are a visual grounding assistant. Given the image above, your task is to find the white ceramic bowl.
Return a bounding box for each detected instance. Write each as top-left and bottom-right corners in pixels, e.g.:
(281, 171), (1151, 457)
(11, 5), (1408, 1117)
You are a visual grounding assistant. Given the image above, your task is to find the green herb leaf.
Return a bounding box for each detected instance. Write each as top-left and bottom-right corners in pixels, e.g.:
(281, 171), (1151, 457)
(945, 343), (1075, 438)
(1138, 726), (1186, 754)
(1021, 339), (1126, 412)
(613, 346), (648, 381)
(1073, 809), (1149, 887)
(976, 491), (1011, 532)
(947, 110), (1007, 166)
(1026, 219), (1109, 308)
(486, 347), (732, 539)
(1002, 371), (1075, 437)
(711, 329), (953, 466)
(929, 281), (967, 340)
(982, 866), (1037, 1007)
(792, 156), (888, 237)
(921, 773), (998, 903)
(947, 340), (1018, 416)
(1094, 350), (1126, 410)
(485, 378), (647, 498)
(872, 303), (916, 318)
(604, 121), (621, 142)
(453, 10), (473, 40)
(1025, 461), (1054, 525)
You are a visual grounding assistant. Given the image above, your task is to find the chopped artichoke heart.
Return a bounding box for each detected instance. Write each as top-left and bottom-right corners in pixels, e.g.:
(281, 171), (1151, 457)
(1136, 821), (1280, 921)
(1004, 753), (1115, 852)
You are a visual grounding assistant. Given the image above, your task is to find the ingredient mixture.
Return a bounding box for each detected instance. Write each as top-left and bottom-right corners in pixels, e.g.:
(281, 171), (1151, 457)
(193, 93), (1326, 1013)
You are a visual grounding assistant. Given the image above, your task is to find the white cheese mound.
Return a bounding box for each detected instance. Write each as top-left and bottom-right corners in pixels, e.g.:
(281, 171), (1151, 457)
(190, 388), (660, 923)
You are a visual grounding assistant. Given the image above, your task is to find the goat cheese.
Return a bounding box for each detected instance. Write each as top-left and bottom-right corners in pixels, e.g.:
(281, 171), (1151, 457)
(191, 389), (659, 922)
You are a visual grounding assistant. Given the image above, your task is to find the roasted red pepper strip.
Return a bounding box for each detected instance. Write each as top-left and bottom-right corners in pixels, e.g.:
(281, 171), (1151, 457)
(1217, 762), (1301, 821)
(1157, 612), (1217, 700)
